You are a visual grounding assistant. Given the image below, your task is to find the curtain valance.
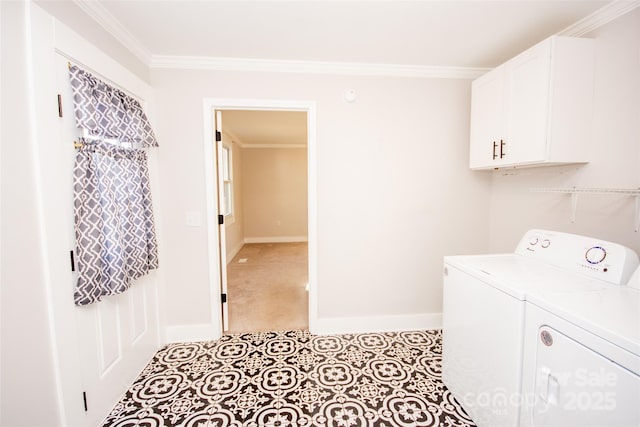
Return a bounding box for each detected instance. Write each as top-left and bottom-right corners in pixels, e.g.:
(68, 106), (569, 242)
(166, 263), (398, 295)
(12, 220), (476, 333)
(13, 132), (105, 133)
(69, 65), (158, 148)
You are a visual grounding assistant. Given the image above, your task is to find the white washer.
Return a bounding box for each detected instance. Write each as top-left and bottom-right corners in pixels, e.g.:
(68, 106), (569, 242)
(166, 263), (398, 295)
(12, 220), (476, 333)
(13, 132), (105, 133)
(442, 229), (639, 427)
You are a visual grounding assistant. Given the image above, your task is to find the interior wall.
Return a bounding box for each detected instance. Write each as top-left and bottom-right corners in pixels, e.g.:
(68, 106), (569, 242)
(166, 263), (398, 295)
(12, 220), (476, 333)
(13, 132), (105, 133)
(0, 2), (63, 425)
(34, 0), (149, 82)
(487, 9), (640, 254)
(151, 69), (492, 331)
(242, 147), (308, 242)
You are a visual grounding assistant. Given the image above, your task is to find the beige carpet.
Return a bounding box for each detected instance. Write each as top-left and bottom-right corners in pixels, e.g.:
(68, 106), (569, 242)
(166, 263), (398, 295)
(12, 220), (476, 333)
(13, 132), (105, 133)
(226, 242), (308, 334)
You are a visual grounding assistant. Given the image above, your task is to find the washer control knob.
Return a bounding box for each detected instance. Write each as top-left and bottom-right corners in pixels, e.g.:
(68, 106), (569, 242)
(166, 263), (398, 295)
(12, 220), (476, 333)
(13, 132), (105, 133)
(541, 239), (551, 248)
(585, 246), (607, 265)
(529, 237), (539, 246)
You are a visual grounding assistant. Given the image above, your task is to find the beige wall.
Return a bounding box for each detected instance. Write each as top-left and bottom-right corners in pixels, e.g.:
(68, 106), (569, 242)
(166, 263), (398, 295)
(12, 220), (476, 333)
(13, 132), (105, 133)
(487, 9), (640, 254)
(151, 69), (492, 328)
(242, 147), (308, 241)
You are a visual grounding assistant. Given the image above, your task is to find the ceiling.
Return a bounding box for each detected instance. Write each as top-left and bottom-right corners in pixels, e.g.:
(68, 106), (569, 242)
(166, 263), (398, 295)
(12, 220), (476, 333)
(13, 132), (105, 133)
(221, 110), (307, 146)
(83, 0), (611, 68)
(48, 1), (633, 146)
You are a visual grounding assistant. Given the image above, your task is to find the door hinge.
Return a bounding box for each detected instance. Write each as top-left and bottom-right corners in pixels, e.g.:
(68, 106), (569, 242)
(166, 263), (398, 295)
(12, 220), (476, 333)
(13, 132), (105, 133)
(57, 94), (63, 117)
(221, 293), (227, 304)
(82, 391), (88, 411)
(215, 130), (222, 142)
(218, 214), (224, 225)
(70, 250), (75, 272)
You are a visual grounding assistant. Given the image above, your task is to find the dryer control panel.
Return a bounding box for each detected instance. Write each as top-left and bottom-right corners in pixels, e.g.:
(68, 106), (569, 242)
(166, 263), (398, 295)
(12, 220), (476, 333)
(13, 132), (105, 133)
(515, 229), (639, 285)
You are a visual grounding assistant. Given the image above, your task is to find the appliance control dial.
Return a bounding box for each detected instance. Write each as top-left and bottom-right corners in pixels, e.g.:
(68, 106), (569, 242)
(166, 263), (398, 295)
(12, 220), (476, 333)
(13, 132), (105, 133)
(541, 239), (551, 248)
(585, 246), (607, 265)
(529, 237), (539, 246)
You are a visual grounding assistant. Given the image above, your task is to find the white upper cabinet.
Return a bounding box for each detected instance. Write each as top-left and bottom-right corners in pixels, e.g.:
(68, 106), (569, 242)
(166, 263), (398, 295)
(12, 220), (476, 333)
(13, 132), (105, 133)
(469, 36), (595, 170)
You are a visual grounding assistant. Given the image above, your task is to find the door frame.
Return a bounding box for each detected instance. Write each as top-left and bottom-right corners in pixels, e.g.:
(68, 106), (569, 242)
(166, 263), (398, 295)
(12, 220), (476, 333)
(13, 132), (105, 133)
(202, 98), (318, 338)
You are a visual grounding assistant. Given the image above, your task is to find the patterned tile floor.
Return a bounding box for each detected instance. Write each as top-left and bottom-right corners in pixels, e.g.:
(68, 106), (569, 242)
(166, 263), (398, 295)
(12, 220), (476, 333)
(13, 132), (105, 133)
(102, 330), (475, 426)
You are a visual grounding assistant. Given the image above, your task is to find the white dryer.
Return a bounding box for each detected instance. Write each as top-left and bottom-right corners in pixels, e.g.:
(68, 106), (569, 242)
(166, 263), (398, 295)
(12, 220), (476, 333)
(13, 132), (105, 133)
(442, 229), (638, 427)
(520, 265), (640, 426)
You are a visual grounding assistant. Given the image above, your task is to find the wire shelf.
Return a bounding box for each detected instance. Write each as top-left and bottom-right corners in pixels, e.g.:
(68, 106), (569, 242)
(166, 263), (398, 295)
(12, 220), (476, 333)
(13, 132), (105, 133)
(530, 187), (640, 231)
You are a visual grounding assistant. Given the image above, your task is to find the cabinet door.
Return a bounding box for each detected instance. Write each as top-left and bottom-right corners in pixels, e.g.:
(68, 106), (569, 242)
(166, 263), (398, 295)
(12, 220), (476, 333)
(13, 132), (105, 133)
(504, 40), (552, 166)
(469, 66), (504, 169)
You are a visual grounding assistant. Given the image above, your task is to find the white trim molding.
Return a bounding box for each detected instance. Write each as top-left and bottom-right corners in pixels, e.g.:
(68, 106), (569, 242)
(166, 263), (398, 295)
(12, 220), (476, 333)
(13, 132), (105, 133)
(240, 144), (307, 149)
(72, 0), (152, 65)
(73, 0), (640, 79)
(202, 98), (319, 336)
(315, 313), (443, 336)
(557, 0), (640, 36)
(165, 323), (218, 343)
(244, 236), (308, 244)
(150, 55), (488, 79)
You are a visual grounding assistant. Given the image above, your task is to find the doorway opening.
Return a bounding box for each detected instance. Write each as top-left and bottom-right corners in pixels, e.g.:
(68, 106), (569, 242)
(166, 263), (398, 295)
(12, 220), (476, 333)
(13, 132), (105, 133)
(220, 110), (308, 333)
(203, 99), (317, 339)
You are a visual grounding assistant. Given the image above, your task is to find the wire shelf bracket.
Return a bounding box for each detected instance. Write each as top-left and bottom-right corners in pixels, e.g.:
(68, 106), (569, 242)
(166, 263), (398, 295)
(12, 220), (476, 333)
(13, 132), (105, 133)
(530, 187), (640, 232)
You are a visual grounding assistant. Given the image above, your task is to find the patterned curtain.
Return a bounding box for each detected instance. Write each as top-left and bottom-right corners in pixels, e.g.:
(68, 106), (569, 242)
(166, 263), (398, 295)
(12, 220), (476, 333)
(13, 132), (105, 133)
(70, 66), (159, 305)
(69, 65), (158, 148)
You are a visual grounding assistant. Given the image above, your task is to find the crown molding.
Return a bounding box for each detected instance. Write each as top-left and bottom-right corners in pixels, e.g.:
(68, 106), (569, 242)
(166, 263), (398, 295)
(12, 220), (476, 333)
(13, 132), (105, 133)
(149, 56), (489, 79)
(241, 144), (307, 149)
(75, 0), (639, 78)
(222, 131), (305, 149)
(73, 0), (152, 65)
(557, 0), (640, 36)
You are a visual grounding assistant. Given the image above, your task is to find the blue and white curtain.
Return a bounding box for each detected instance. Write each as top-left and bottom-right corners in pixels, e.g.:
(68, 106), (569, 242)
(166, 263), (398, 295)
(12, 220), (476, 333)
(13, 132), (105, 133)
(69, 66), (159, 305)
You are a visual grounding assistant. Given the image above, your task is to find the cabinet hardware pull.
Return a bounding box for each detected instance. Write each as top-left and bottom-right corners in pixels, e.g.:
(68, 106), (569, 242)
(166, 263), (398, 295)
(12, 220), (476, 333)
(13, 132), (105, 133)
(492, 141), (498, 160)
(500, 140), (506, 158)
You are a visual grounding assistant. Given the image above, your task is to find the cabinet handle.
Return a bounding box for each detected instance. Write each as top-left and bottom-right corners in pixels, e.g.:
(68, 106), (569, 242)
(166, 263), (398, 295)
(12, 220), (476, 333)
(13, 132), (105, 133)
(492, 141), (498, 160)
(500, 140), (506, 158)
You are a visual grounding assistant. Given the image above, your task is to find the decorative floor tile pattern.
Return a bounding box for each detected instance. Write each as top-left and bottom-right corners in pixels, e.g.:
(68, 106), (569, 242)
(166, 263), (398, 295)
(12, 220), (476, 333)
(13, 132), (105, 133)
(102, 330), (476, 426)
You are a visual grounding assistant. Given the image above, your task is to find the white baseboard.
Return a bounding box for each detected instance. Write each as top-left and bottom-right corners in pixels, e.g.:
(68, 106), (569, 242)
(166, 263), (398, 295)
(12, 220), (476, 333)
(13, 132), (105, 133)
(226, 240), (245, 264)
(313, 313), (442, 335)
(164, 323), (220, 343)
(244, 236), (308, 244)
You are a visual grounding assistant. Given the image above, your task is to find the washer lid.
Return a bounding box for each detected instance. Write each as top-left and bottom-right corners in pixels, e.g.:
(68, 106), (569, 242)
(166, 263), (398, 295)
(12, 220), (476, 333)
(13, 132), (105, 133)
(445, 254), (609, 301)
(529, 288), (640, 357)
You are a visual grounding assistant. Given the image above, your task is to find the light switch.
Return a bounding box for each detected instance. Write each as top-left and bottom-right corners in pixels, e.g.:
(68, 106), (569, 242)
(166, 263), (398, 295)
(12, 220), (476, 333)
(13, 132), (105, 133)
(186, 211), (202, 227)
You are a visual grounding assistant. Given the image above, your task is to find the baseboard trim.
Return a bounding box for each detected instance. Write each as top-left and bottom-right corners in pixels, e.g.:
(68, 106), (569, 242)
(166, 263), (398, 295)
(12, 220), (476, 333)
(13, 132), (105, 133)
(226, 241), (244, 264)
(164, 323), (220, 343)
(313, 313), (442, 335)
(244, 236), (308, 244)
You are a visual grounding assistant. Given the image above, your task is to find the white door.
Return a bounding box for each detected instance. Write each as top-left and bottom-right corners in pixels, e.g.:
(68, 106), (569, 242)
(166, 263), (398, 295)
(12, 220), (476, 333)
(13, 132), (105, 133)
(469, 66), (505, 169)
(532, 325), (640, 426)
(505, 39), (551, 166)
(54, 54), (160, 426)
(215, 110), (229, 331)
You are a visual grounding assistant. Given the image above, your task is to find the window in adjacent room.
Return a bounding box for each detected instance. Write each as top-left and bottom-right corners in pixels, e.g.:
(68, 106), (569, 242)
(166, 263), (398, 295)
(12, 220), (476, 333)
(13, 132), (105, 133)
(221, 144), (234, 221)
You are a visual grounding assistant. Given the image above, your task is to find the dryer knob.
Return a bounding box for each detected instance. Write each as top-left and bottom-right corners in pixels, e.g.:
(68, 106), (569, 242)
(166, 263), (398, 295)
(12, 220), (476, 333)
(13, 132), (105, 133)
(540, 330), (553, 346)
(585, 246), (607, 265)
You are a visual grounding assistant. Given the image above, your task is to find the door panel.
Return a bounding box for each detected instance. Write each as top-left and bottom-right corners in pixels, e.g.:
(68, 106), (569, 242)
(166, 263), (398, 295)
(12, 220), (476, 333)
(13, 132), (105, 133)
(505, 40), (551, 165)
(469, 66), (505, 169)
(533, 326), (640, 426)
(97, 300), (122, 375)
(130, 283), (148, 344)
